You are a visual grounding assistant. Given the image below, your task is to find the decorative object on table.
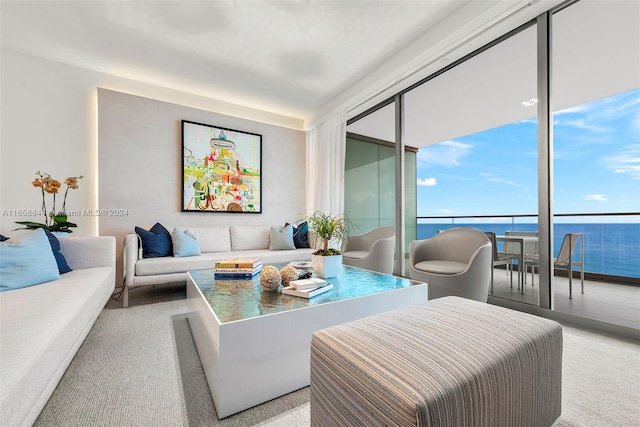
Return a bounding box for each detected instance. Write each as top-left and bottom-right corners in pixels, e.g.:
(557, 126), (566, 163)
(302, 211), (352, 278)
(279, 265), (299, 286)
(214, 265), (262, 279)
(215, 258), (262, 269)
(259, 265), (282, 291)
(15, 171), (84, 233)
(289, 277), (328, 290)
(182, 120), (262, 213)
(287, 261), (312, 268)
(297, 271), (313, 280)
(214, 258), (263, 278)
(282, 283), (333, 299)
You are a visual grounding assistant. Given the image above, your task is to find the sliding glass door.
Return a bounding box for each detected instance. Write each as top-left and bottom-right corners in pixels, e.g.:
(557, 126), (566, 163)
(344, 0), (639, 331)
(345, 101), (417, 275)
(551, 1), (640, 327)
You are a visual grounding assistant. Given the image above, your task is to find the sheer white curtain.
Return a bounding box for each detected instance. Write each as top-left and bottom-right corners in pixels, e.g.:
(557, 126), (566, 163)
(305, 112), (346, 216)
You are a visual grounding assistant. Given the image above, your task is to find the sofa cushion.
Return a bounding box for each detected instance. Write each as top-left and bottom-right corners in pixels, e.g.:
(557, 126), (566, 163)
(44, 230), (72, 274)
(230, 226), (269, 251)
(414, 260), (467, 275)
(135, 223), (172, 258)
(0, 229), (60, 292)
(172, 228), (201, 257)
(184, 227), (231, 253)
(269, 225), (296, 250)
(0, 266), (114, 427)
(342, 250), (369, 260)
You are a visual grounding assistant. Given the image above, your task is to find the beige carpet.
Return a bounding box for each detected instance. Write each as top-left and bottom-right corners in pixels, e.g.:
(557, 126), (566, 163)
(35, 284), (639, 426)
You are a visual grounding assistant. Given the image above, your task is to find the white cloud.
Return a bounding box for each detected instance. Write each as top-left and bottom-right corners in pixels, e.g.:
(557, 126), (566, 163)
(631, 111), (640, 131)
(417, 140), (472, 167)
(604, 147), (640, 179)
(417, 177), (437, 187)
(584, 194), (609, 202)
(553, 118), (608, 132)
(554, 104), (591, 116)
(482, 173), (524, 188)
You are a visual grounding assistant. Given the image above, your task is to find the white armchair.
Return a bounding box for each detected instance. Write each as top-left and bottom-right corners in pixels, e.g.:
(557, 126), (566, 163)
(409, 228), (492, 302)
(342, 226), (395, 275)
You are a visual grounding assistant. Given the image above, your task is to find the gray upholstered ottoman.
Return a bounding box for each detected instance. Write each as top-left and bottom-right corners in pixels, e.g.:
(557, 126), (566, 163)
(310, 296), (562, 427)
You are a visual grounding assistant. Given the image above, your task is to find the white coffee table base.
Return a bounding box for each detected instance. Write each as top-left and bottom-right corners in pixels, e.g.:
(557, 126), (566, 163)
(186, 275), (427, 419)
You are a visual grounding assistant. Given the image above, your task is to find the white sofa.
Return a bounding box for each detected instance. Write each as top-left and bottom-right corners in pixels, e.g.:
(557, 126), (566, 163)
(0, 236), (116, 427)
(123, 225), (315, 308)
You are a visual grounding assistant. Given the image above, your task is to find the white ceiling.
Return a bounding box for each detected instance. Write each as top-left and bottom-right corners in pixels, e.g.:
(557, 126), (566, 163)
(1, 0), (556, 127)
(347, 0), (640, 148)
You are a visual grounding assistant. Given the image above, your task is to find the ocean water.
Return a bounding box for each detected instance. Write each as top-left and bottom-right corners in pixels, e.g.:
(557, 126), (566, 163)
(417, 223), (640, 278)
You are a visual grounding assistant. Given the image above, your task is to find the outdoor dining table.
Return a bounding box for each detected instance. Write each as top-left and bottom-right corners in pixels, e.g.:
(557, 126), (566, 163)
(496, 235), (539, 294)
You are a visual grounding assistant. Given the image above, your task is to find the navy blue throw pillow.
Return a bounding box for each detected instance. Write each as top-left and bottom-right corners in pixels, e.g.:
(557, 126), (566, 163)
(0, 234), (8, 242)
(286, 221), (310, 249)
(44, 229), (73, 274)
(135, 223), (173, 258)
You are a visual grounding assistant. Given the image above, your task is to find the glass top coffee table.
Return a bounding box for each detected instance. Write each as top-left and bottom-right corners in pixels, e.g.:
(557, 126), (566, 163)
(186, 264), (427, 419)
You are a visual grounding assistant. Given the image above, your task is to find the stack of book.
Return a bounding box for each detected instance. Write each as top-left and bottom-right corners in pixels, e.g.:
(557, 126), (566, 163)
(214, 258), (262, 279)
(282, 277), (333, 298)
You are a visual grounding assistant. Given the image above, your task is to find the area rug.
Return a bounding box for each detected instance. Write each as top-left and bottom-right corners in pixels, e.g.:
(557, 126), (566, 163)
(35, 294), (639, 426)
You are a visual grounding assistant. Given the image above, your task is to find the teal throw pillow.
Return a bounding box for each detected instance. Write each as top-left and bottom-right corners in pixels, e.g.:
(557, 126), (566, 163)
(171, 228), (201, 257)
(0, 228), (60, 292)
(269, 224), (296, 250)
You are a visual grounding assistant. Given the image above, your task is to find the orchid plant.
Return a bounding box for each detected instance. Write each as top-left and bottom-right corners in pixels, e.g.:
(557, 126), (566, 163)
(16, 171), (84, 233)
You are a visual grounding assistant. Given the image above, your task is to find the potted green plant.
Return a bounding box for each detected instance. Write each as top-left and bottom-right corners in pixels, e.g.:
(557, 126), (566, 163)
(303, 211), (351, 278)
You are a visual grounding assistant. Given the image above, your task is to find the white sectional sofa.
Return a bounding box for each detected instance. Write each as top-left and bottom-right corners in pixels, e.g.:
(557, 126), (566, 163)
(123, 225), (315, 308)
(0, 236), (116, 427)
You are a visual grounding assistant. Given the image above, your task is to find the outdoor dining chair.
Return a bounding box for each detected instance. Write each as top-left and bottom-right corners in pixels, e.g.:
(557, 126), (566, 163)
(485, 231), (517, 292)
(525, 233), (584, 298)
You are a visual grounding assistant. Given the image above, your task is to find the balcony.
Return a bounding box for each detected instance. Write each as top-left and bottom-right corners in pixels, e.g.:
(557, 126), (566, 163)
(416, 213), (640, 330)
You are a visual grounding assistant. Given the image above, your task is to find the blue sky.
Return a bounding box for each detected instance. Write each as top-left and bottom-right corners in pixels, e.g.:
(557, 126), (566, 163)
(416, 88), (640, 223)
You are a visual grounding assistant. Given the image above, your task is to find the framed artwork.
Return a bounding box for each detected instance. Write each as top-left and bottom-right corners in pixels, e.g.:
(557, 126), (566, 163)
(182, 120), (262, 213)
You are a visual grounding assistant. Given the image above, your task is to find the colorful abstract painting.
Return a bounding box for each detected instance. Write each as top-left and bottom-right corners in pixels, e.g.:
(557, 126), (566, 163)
(182, 120), (262, 213)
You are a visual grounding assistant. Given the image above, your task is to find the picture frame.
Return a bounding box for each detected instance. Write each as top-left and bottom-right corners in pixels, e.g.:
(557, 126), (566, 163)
(182, 120), (262, 213)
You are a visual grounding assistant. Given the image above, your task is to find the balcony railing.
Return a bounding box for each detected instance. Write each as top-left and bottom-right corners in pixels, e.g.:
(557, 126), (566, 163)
(416, 212), (640, 285)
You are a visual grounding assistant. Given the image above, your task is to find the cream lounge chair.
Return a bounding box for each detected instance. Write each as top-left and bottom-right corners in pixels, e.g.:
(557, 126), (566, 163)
(409, 228), (492, 302)
(342, 226), (395, 275)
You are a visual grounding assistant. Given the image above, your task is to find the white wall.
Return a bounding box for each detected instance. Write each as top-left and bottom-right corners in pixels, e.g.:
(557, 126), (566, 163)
(1, 50), (305, 235)
(1, 50), (307, 284)
(98, 87), (307, 237)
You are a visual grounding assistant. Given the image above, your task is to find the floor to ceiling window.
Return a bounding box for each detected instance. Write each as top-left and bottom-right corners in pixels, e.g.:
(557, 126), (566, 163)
(403, 23), (539, 305)
(344, 0), (639, 332)
(345, 101), (418, 275)
(551, 0), (640, 327)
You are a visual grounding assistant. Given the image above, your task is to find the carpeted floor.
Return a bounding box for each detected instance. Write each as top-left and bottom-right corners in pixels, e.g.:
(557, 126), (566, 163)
(35, 284), (639, 426)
